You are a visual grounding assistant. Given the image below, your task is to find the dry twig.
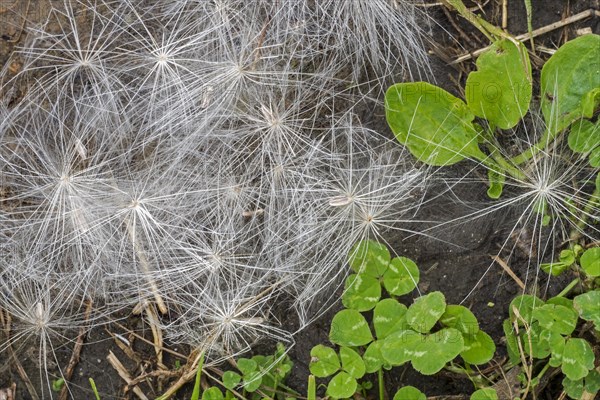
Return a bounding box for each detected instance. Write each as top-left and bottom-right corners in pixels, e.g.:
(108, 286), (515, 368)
(491, 255), (526, 290)
(58, 300), (93, 400)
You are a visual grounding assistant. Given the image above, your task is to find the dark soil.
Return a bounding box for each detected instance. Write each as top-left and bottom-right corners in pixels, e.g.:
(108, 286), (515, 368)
(1, 1), (598, 399)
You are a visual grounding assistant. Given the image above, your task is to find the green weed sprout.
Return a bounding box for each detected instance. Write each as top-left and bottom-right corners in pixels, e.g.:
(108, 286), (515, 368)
(310, 240), (496, 399)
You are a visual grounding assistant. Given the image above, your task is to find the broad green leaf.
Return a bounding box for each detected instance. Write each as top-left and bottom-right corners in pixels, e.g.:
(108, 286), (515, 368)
(202, 388), (224, 400)
(381, 329), (423, 366)
(573, 290), (600, 328)
(590, 148), (600, 167)
(466, 39), (532, 129)
(569, 119), (600, 167)
(222, 371), (242, 390)
(309, 345), (340, 377)
(342, 274), (381, 311)
(393, 386), (426, 400)
(383, 257), (420, 296)
(470, 388), (498, 400)
(509, 295), (544, 326)
(541, 34), (600, 133)
(329, 309), (373, 347)
(411, 328), (464, 375)
(236, 358), (257, 375)
(569, 119), (600, 152)
(406, 291), (446, 333)
(326, 372), (357, 400)
(460, 330), (496, 365)
(532, 304), (578, 335)
(374, 299), (408, 339)
(339, 347), (366, 379)
(580, 247), (600, 277)
(348, 240), (390, 276)
(363, 340), (386, 373)
(561, 338), (595, 381)
(385, 82), (486, 166)
(440, 305), (479, 335)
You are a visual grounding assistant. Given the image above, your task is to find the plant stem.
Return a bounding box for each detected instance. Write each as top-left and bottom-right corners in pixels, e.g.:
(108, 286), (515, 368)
(480, 143), (527, 181)
(307, 375), (316, 400)
(444, 0), (508, 41)
(191, 352), (206, 400)
(489, 149), (527, 181)
(510, 128), (558, 165)
(557, 278), (580, 298)
(378, 368), (385, 400)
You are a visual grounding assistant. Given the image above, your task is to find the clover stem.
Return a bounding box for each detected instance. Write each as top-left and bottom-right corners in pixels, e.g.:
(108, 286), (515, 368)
(378, 368), (385, 400)
(535, 362), (551, 383)
(556, 278), (580, 298)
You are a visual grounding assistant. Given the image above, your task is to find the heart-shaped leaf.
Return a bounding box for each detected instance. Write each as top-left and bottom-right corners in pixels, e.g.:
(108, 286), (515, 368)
(460, 330), (495, 365)
(406, 291), (446, 333)
(339, 347), (366, 379)
(326, 372), (357, 400)
(374, 299), (408, 339)
(342, 274), (381, 311)
(363, 340), (386, 373)
(309, 345), (340, 377)
(330, 309), (373, 347)
(411, 328), (464, 375)
(202, 387), (224, 400)
(393, 386), (426, 400)
(348, 240), (390, 277)
(573, 290), (600, 329)
(440, 305), (479, 335)
(561, 338), (595, 381)
(381, 329), (423, 366)
(532, 303), (578, 335)
(509, 295), (545, 326)
(383, 257), (420, 296)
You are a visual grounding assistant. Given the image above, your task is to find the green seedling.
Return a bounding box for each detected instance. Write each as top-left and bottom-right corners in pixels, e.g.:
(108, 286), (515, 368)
(344, 240), (419, 311)
(504, 291), (599, 398)
(541, 245), (600, 286)
(310, 240), (496, 399)
(52, 378), (65, 392)
(223, 343), (294, 400)
(89, 378), (101, 400)
(191, 352), (206, 400)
